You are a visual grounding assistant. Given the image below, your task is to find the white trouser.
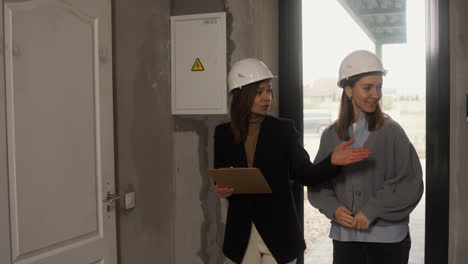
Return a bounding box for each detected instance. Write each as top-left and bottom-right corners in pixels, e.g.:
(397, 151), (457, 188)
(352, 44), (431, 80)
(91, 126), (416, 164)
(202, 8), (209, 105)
(226, 224), (297, 264)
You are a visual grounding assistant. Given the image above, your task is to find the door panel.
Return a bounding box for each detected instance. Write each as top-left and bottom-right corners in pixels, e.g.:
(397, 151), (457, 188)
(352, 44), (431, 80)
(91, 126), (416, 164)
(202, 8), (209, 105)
(2, 0), (116, 263)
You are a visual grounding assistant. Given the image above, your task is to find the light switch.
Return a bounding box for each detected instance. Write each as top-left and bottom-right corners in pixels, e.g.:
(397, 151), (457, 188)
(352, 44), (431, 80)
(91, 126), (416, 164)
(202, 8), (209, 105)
(125, 192), (136, 210)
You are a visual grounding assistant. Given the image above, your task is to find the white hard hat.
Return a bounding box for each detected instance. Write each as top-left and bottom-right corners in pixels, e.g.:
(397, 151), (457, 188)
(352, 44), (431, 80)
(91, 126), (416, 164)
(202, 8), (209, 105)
(228, 58), (276, 92)
(337, 50), (386, 87)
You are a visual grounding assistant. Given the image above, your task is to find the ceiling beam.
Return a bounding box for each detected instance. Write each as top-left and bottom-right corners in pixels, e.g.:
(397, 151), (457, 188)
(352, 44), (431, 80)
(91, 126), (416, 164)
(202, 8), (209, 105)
(364, 20), (406, 28)
(359, 7), (405, 16)
(377, 35), (407, 44)
(337, 0), (377, 44)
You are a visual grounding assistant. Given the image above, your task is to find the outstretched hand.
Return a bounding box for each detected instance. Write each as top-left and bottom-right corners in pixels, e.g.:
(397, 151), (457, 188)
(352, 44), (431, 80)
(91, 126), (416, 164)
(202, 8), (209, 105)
(331, 140), (372, 165)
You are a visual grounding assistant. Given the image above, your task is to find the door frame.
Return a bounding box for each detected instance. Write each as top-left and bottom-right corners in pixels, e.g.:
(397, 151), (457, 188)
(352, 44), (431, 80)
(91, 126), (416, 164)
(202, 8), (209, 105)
(0, 0), (11, 262)
(278, 1), (450, 264)
(425, 0), (450, 263)
(278, 1), (304, 263)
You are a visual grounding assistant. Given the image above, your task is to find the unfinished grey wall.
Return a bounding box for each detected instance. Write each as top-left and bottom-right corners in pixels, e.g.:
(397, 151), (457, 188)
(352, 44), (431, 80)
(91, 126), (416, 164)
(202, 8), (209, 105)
(449, 0), (468, 263)
(113, 0), (278, 263)
(170, 2), (226, 263)
(172, 116), (225, 264)
(171, 0), (224, 16)
(227, 0), (279, 116)
(113, 0), (174, 263)
(171, 1), (278, 264)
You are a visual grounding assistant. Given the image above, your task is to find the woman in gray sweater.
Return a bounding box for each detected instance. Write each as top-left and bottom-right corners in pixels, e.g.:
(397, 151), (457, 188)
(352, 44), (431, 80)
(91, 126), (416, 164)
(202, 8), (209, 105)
(308, 50), (424, 264)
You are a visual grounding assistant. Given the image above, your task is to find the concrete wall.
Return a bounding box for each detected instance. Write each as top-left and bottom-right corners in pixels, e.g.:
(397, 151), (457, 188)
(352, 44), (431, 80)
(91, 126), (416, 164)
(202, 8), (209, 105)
(171, 1), (278, 263)
(449, 0), (468, 263)
(114, 0), (278, 263)
(113, 0), (174, 263)
(226, 0), (279, 116)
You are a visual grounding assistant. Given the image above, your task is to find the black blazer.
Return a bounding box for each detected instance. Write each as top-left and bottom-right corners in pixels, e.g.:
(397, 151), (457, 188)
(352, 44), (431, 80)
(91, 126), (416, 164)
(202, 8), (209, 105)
(214, 115), (340, 263)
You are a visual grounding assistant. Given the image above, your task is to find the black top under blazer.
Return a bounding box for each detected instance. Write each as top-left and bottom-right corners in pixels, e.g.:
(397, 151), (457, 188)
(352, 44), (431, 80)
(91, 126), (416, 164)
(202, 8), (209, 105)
(214, 115), (340, 264)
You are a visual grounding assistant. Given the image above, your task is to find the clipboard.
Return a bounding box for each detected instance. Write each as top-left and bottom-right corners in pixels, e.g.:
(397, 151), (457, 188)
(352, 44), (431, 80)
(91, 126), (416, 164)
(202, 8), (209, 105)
(207, 168), (272, 194)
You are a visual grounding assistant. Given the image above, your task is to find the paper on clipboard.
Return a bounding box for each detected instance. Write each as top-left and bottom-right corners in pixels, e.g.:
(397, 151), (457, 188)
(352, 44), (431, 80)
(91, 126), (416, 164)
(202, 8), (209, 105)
(207, 168), (272, 194)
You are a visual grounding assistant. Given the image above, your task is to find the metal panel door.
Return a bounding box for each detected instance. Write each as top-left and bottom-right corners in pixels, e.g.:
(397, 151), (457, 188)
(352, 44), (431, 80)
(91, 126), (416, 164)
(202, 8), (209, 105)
(0, 0), (116, 263)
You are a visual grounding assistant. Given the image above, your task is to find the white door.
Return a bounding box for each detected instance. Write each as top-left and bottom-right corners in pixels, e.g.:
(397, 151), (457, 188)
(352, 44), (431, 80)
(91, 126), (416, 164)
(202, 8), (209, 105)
(0, 0), (116, 263)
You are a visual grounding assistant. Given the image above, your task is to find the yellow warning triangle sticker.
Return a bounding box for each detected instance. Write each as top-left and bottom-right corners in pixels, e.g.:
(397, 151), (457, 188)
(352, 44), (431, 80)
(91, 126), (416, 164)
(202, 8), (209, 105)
(191, 58), (205, 71)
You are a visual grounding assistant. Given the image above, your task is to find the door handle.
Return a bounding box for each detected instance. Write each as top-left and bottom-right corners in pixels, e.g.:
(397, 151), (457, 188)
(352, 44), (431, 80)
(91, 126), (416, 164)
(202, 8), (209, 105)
(103, 191), (121, 203)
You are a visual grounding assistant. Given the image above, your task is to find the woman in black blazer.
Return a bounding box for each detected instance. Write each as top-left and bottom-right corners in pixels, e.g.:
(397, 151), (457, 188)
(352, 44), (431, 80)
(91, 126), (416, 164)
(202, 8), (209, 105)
(215, 58), (371, 264)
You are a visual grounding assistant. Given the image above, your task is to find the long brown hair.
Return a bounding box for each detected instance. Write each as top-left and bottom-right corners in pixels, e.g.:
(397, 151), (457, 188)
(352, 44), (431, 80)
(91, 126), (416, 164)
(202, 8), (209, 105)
(229, 80), (272, 144)
(335, 71), (387, 140)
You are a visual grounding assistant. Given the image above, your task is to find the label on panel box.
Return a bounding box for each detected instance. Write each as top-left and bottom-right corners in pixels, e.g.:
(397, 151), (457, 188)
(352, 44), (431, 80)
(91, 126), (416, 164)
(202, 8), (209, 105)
(203, 18), (218, 24)
(191, 58), (205, 71)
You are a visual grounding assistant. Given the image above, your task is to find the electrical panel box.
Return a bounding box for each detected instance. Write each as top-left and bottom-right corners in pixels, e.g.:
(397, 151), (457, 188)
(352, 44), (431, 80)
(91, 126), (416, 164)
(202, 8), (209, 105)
(171, 12), (227, 115)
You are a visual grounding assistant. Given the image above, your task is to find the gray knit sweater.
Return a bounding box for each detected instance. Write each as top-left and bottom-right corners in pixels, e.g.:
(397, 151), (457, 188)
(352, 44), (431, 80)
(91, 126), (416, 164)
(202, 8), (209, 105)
(308, 118), (424, 226)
